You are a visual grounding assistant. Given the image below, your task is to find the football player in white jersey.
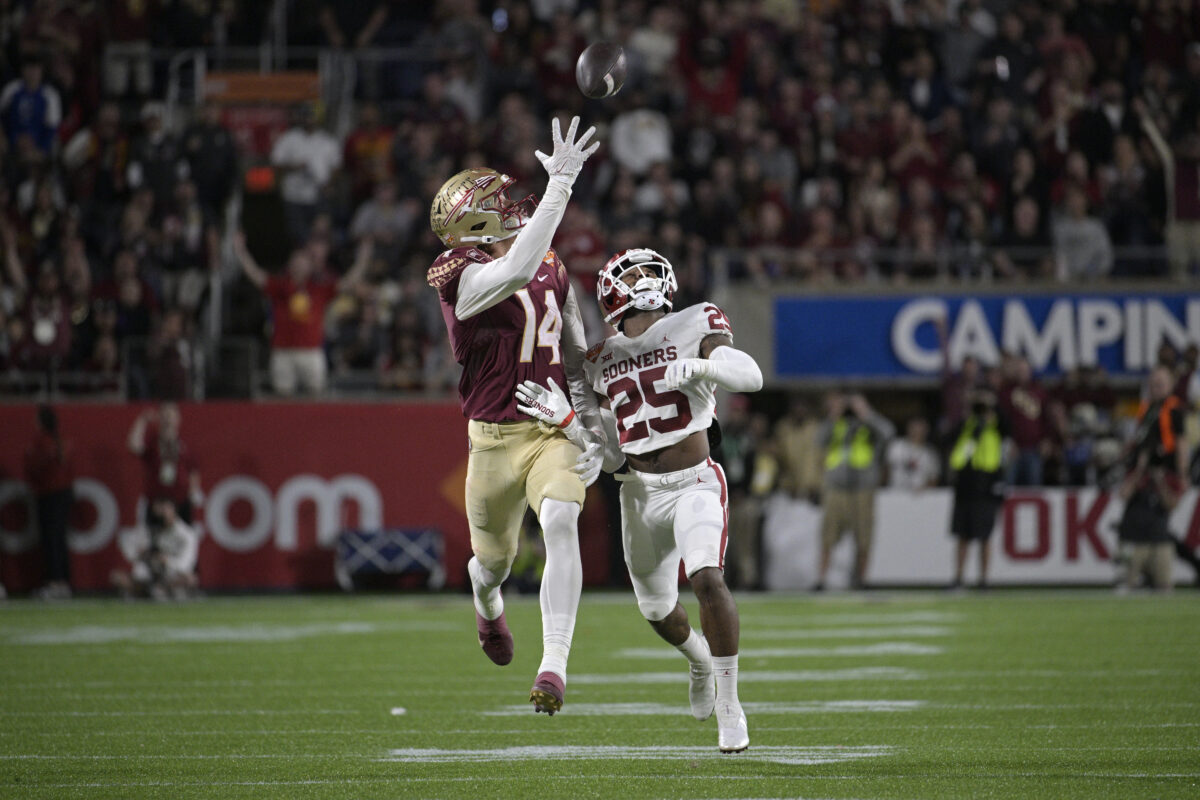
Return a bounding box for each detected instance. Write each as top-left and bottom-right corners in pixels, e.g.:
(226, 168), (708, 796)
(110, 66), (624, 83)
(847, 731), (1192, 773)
(515, 248), (762, 753)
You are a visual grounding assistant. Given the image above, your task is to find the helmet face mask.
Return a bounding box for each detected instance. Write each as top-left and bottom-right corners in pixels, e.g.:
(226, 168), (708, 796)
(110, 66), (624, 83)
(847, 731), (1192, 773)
(597, 248), (678, 326)
(430, 167), (538, 247)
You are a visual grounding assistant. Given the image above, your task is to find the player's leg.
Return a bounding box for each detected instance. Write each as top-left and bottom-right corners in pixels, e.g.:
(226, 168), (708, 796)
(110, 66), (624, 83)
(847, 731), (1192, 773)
(675, 461), (748, 753)
(525, 431), (587, 714)
(621, 480), (714, 720)
(465, 421), (528, 665)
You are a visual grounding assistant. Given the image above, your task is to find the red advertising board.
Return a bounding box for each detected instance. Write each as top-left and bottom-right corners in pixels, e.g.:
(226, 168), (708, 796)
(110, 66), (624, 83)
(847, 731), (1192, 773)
(0, 403), (613, 593)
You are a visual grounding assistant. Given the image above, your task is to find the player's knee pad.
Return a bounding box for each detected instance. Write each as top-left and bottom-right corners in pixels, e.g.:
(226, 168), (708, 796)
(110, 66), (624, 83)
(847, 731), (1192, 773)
(471, 553), (512, 585)
(538, 498), (579, 545)
(632, 575), (677, 622)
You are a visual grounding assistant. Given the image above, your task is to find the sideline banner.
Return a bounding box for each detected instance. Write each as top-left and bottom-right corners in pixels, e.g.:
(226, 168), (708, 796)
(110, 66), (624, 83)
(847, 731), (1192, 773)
(775, 293), (1200, 380)
(763, 488), (1200, 588)
(0, 403), (612, 593)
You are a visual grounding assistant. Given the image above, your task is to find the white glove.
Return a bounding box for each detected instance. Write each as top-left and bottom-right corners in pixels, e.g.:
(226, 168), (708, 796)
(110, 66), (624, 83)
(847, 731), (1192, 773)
(516, 377), (576, 428)
(535, 116), (599, 185)
(572, 436), (603, 487)
(663, 358), (711, 390)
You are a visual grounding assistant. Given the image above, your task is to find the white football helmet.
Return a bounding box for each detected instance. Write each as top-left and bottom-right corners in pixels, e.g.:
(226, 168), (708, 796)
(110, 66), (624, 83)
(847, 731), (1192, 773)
(597, 248), (678, 325)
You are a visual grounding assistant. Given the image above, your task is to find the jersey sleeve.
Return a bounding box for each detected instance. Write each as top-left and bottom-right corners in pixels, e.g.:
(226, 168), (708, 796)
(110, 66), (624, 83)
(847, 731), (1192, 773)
(426, 247), (490, 307)
(695, 301), (735, 342)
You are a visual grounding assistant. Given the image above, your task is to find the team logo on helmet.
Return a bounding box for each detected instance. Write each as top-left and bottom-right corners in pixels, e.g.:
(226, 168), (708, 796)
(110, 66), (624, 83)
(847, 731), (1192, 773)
(430, 167), (538, 247)
(596, 248), (678, 325)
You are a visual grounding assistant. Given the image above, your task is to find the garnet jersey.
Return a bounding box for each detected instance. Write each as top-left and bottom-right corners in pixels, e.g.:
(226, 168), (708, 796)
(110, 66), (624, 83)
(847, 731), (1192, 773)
(583, 302), (734, 455)
(428, 245), (572, 422)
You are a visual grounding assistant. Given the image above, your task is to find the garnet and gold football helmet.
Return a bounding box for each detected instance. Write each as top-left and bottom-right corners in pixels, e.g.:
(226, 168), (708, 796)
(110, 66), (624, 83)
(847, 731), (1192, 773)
(429, 167), (538, 247)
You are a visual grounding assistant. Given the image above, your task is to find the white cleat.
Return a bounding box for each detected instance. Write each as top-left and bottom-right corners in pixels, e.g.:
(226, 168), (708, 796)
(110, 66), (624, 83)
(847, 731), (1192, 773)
(716, 702), (749, 753)
(688, 659), (715, 721)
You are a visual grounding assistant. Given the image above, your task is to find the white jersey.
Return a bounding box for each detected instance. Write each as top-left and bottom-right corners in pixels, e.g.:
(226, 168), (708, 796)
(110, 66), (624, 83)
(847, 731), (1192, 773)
(584, 302), (734, 455)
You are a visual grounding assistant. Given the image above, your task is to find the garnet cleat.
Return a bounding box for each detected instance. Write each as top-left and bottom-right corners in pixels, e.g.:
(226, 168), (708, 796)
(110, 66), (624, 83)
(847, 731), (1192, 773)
(475, 611), (514, 666)
(529, 671), (565, 715)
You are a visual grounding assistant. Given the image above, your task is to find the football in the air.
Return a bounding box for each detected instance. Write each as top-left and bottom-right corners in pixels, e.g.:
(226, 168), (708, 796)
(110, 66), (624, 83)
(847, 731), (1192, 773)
(576, 42), (627, 99)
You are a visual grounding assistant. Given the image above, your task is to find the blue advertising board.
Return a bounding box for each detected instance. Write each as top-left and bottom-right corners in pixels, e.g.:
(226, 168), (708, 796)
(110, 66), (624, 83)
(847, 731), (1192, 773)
(774, 293), (1200, 379)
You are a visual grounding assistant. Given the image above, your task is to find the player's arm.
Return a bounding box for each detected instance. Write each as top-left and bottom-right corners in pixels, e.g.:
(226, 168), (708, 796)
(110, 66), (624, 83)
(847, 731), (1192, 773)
(454, 117), (599, 319)
(664, 332), (763, 393)
(561, 285), (604, 433)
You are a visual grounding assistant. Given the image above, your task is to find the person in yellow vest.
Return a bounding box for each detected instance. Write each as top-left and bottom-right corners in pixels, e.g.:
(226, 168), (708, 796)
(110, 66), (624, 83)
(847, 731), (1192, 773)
(816, 392), (895, 590)
(948, 390), (1010, 590)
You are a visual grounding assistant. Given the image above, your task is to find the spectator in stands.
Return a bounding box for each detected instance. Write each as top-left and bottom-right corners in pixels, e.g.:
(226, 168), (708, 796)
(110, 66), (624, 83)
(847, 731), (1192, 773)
(181, 103), (238, 219)
(1114, 366), (1186, 592)
(21, 261), (72, 373)
(816, 391), (894, 590)
(127, 403), (201, 524)
(342, 102), (393, 204)
(947, 389), (1008, 590)
(146, 307), (191, 400)
(349, 179), (416, 272)
(1000, 355), (1050, 486)
(25, 405), (75, 599)
(1158, 128), (1200, 280)
(158, 178), (217, 312)
(993, 196), (1054, 279)
(270, 104), (342, 247)
(233, 233), (373, 395)
(1053, 185), (1114, 280)
(0, 58), (61, 155)
(886, 417), (939, 491)
(319, 0), (390, 50)
(104, 0), (159, 99)
(127, 102), (189, 212)
(111, 495), (199, 600)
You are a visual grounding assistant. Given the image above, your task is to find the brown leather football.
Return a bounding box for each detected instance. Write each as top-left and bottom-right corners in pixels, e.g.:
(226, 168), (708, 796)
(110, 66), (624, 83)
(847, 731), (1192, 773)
(575, 42), (627, 99)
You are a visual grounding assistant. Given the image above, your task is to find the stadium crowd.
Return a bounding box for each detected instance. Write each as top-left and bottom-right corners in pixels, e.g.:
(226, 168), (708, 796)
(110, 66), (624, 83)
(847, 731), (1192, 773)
(0, 3), (1197, 438)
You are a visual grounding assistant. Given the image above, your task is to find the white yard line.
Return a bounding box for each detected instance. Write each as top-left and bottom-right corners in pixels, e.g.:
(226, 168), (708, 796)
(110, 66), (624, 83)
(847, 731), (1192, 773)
(381, 744), (894, 766)
(618, 643), (944, 658)
(571, 667), (924, 684)
(744, 626), (951, 639)
(482, 700), (925, 717)
(0, 709), (356, 717)
(21, 772), (1200, 789)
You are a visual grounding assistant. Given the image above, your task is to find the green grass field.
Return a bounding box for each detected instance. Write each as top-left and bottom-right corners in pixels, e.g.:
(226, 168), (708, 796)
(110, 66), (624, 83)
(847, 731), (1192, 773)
(2, 589), (1198, 799)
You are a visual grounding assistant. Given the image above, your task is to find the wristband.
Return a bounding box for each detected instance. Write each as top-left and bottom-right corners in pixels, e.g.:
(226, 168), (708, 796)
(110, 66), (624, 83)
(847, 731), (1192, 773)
(559, 409), (577, 429)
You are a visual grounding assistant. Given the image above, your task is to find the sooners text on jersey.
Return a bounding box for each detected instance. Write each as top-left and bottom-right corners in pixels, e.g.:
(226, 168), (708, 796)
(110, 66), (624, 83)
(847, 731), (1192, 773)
(584, 303), (733, 455)
(428, 246), (571, 422)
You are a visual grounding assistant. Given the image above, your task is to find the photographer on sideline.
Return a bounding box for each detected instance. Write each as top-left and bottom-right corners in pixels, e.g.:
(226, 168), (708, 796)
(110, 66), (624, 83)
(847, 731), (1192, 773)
(1113, 366), (1186, 592)
(111, 497), (199, 600)
(815, 391), (895, 590)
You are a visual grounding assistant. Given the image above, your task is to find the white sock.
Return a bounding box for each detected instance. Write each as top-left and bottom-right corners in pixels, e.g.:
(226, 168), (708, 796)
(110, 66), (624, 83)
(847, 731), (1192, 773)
(676, 628), (711, 669)
(468, 557), (507, 620)
(537, 499), (582, 681)
(712, 654), (740, 706)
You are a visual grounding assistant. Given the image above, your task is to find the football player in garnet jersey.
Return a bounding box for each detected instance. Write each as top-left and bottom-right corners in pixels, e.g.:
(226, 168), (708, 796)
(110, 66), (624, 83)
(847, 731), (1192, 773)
(427, 117), (603, 715)
(515, 248), (762, 753)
